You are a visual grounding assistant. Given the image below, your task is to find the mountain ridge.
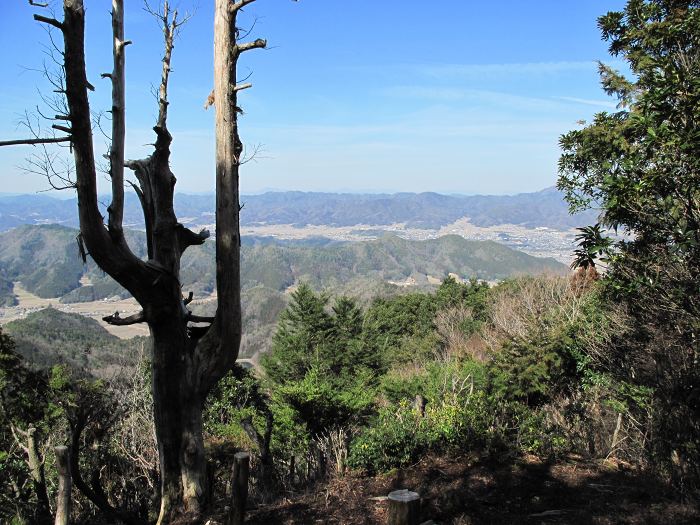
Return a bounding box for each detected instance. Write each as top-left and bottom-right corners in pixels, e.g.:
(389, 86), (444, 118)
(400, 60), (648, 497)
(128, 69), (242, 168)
(0, 187), (598, 232)
(0, 225), (566, 307)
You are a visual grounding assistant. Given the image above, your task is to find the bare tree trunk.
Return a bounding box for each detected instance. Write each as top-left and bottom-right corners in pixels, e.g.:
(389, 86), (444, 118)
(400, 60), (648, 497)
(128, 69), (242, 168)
(609, 412), (623, 458)
(240, 407), (274, 488)
(27, 428), (52, 524)
(289, 455), (296, 486)
(151, 319), (207, 523)
(106, 0), (128, 237)
(55, 446), (72, 525)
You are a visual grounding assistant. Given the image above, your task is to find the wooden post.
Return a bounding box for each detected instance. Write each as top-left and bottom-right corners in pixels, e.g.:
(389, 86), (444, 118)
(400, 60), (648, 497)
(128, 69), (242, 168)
(227, 452), (250, 525)
(387, 489), (420, 525)
(54, 446), (71, 525)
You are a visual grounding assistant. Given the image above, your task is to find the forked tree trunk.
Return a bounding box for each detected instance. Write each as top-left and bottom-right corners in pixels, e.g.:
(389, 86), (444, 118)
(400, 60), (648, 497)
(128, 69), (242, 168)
(5, 0), (274, 522)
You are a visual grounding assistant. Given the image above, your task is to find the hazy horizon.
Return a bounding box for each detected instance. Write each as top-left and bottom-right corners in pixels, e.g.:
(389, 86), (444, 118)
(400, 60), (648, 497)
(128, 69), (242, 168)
(0, 185), (560, 200)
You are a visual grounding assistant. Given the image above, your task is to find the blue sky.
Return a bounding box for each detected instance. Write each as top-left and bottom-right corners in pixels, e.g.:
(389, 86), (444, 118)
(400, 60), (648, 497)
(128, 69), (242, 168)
(0, 1), (626, 195)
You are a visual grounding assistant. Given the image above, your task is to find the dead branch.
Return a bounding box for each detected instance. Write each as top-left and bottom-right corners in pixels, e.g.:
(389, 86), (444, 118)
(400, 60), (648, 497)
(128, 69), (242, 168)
(25, 147), (76, 190)
(231, 0), (259, 12)
(33, 14), (64, 31)
(240, 142), (265, 165)
(237, 38), (267, 53)
(52, 124), (72, 134)
(177, 224), (210, 254)
(103, 311), (147, 326)
(157, 2), (176, 128)
(0, 137), (71, 146)
(142, 1), (191, 128)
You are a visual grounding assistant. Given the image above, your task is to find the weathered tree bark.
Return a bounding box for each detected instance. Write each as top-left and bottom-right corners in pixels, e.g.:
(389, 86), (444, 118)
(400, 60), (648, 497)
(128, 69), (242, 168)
(4, 0), (278, 521)
(54, 446), (72, 525)
(105, 0), (129, 237)
(226, 452), (250, 525)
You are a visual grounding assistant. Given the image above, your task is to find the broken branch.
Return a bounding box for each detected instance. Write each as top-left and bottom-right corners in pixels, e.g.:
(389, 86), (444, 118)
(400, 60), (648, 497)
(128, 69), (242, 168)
(102, 311), (146, 326)
(33, 14), (64, 31)
(52, 124), (72, 134)
(231, 0), (258, 12)
(0, 137), (71, 147)
(177, 225), (210, 253)
(237, 38), (267, 53)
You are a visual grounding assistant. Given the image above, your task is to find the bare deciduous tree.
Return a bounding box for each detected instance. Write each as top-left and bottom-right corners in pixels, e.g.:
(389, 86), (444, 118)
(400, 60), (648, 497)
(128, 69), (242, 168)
(1, 0), (283, 521)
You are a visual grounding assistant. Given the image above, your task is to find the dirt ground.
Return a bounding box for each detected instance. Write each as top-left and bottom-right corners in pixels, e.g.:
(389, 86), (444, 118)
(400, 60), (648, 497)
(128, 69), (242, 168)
(243, 454), (699, 525)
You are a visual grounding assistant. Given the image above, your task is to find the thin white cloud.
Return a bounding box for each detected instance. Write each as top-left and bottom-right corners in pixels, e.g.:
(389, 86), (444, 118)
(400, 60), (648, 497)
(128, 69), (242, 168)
(381, 86), (468, 102)
(415, 61), (597, 79)
(380, 86), (581, 114)
(556, 96), (618, 109)
(342, 59), (627, 82)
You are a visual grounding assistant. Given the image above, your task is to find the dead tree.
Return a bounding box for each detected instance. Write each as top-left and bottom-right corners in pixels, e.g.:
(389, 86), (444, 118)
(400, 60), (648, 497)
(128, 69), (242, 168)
(1, 0), (281, 522)
(11, 427), (51, 525)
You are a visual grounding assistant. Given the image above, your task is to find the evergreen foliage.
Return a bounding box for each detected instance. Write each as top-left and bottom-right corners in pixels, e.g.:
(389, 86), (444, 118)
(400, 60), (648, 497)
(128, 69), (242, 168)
(0, 328), (52, 523)
(261, 284), (379, 440)
(559, 0), (700, 486)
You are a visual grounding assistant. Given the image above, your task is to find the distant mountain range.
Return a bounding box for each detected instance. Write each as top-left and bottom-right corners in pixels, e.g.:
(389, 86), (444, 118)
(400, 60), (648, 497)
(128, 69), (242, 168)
(0, 225), (566, 307)
(0, 187), (598, 232)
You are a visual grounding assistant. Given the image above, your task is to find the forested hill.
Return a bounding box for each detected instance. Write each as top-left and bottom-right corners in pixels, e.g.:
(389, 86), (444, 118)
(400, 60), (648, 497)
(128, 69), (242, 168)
(3, 308), (143, 374)
(0, 224), (566, 306)
(0, 187), (597, 232)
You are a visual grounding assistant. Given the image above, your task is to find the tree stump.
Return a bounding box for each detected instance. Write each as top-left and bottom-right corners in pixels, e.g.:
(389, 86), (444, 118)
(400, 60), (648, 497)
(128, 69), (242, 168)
(54, 446), (71, 525)
(227, 452), (250, 525)
(387, 489), (420, 525)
